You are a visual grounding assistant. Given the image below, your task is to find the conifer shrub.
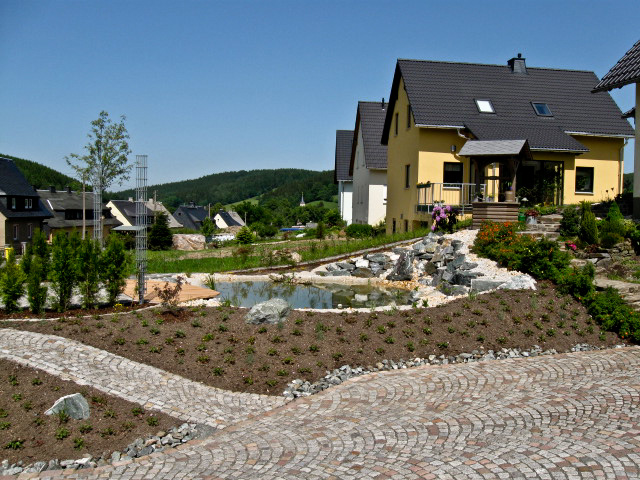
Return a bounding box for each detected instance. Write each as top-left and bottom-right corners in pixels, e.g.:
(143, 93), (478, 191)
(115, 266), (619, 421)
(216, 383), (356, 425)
(100, 235), (131, 305)
(578, 202), (598, 245)
(76, 238), (101, 308)
(148, 213), (174, 251)
(235, 226), (254, 245)
(49, 233), (78, 312)
(26, 256), (48, 314)
(559, 205), (581, 236)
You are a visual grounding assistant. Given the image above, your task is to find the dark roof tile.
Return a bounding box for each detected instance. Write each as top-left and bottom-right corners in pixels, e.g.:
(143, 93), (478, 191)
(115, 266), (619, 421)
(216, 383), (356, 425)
(593, 39), (640, 91)
(358, 101), (388, 169)
(0, 157), (38, 196)
(334, 130), (354, 182)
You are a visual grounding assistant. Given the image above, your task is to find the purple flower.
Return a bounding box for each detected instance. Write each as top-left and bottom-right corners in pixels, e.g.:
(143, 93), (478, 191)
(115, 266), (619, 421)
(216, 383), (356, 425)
(431, 224), (436, 231)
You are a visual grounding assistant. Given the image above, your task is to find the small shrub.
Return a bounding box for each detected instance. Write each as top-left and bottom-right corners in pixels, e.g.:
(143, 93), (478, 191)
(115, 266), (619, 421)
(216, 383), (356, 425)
(345, 223), (374, 238)
(579, 202), (598, 245)
(559, 206), (581, 236)
(79, 423), (93, 433)
(147, 416), (159, 426)
(56, 427), (70, 440)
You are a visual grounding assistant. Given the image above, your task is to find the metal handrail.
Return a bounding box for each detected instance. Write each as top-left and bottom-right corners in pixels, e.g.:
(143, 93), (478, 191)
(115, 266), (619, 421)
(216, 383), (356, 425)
(416, 183), (486, 214)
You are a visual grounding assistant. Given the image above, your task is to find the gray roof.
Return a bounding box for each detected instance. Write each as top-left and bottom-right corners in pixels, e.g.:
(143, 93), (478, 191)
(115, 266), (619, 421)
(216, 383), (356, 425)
(145, 200), (183, 228)
(215, 209), (243, 227)
(109, 199), (154, 226)
(0, 157), (37, 196)
(39, 189), (120, 229)
(173, 204), (209, 231)
(459, 139), (530, 157)
(623, 107), (636, 119)
(350, 101), (388, 174)
(334, 130), (354, 183)
(382, 58), (634, 151)
(593, 39), (640, 92)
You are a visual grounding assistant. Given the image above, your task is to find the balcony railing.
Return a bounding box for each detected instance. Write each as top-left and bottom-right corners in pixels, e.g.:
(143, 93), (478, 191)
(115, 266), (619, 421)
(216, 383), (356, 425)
(416, 183), (486, 213)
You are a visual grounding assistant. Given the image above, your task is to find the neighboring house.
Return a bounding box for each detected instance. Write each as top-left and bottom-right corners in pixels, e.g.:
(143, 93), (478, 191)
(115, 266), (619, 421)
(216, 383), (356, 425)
(334, 129), (354, 225)
(213, 209), (245, 229)
(381, 55), (635, 234)
(145, 199), (183, 228)
(106, 199), (154, 227)
(349, 101), (388, 226)
(592, 39), (640, 218)
(0, 157), (52, 251)
(172, 203), (209, 231)
(39, 186), (121, 241)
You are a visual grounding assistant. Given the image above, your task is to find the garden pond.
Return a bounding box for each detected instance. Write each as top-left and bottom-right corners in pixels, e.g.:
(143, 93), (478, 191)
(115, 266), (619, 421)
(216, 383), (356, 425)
(210, 281), (413, 309)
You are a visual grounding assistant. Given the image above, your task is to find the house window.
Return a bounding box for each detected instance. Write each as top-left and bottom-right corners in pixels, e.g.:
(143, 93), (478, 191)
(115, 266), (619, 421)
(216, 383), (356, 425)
(404, 220), (409, 232)
(13, 225), (18, 240)
(575, 167), (594, 193)
(443, 162), (464, 186)
(11, 197), (16, 209)
(395, 113), (399, 136)
(531, 102), (553, 116)
(28, 224), (32, 239)
(392, 218), (396, 234)
(475, 99), (495, 114)
(25, 198), (33, 209)
(405, 165), (410, 189)
(407, 105), (411, 128)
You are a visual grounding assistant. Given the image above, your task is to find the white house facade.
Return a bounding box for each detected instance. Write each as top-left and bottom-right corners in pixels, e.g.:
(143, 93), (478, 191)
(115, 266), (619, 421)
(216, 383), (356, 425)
(350, 101), (388, 226)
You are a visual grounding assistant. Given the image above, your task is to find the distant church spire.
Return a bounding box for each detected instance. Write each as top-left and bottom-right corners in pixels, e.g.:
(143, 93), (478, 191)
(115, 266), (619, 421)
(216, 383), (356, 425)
(299, 193), (305, 207)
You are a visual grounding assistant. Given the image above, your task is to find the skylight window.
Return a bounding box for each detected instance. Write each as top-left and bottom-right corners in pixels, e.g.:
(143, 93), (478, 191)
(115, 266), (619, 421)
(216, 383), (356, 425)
(475, 99), (495, 114)
(532, 102), (553, 116)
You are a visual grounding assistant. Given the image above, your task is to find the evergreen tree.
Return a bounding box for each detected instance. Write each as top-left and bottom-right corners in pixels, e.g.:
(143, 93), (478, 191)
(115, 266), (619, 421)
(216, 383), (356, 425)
(100, 235), (130, 305)
(76, 238), (101, 308)
(200, 217), (215, 237)
(579, 202), (599, 246)
(26, 256), (48, 314)
(0, 249), (26, 313)
(49, 233), (79, 312)
(148, 213), (174, 250)
(236, 226), (254, 245)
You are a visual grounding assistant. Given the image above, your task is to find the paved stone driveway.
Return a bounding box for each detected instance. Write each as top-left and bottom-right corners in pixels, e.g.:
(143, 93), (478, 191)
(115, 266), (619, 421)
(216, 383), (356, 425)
(1, 330), (639, 479)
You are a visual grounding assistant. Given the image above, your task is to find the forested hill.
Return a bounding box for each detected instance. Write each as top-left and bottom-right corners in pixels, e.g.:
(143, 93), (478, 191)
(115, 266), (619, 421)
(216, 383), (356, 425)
(112, 169), (337, 210)
(1, 153), (83, 191)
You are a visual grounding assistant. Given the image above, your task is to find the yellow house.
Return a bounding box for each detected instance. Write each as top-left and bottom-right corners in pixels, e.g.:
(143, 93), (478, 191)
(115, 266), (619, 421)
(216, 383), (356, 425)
(381, 55), (635, 233)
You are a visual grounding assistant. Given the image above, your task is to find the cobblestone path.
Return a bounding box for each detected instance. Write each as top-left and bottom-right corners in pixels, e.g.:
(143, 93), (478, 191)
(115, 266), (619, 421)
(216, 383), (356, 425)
(0, 330), (285, 429)
(3, 329), (639, 479)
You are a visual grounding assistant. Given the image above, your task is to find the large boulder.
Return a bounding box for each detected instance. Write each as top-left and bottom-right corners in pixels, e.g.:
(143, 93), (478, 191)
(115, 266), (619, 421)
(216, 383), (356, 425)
(45, 393), (90, 420)
(245, 298), (291, 325)
(172, 234), (206, 251)
(387, 251), (414, 281)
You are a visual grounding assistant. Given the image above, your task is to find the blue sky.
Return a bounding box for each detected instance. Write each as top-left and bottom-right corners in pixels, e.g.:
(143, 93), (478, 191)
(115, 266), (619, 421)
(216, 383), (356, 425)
(0, 0), (638, 189)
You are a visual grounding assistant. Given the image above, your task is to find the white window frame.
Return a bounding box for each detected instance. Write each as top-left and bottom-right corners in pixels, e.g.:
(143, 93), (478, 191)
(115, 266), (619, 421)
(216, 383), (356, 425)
(13, 224), (18, 240)
(475, 99), (495, 114)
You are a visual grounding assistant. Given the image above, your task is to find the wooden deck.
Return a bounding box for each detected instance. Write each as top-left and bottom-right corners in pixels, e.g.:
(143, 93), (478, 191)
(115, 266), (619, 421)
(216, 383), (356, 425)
(472, 201), (519, 229)
(123, 279), (219, 304)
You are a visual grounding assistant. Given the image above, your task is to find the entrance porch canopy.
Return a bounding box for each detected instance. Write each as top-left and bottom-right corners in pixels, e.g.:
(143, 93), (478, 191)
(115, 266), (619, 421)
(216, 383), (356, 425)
(459, 139), (532, 201)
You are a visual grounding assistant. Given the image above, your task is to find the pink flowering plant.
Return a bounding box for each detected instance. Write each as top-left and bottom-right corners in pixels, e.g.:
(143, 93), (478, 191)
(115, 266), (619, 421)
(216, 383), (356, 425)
(431, 204), (458, 233)
(565, 241), (577, 252)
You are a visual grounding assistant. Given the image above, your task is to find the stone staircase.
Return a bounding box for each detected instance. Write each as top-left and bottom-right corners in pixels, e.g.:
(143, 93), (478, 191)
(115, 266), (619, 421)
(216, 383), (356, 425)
(518, 214), (562, 241)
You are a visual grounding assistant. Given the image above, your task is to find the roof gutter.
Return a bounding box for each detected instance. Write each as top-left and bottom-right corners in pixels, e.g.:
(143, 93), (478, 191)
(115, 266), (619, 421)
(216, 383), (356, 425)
(564, 131), (634, 139)
(415, 123), (465, 129)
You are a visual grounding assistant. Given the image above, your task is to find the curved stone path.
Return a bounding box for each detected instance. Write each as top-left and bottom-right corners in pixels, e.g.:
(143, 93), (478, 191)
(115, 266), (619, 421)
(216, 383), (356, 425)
(0, 330), (285, 429)
(2, 330), (639, 479)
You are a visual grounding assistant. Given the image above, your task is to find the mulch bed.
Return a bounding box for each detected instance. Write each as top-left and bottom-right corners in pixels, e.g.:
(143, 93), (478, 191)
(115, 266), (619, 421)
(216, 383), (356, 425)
(0, 358), (178, 465)
(0, 303), (147, 321)
(2, 282), (622, 397)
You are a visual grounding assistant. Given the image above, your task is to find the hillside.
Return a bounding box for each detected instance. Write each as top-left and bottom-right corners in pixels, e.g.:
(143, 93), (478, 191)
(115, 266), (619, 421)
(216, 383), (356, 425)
(1, 153), (83, 191)
(112, 168), (337, 210)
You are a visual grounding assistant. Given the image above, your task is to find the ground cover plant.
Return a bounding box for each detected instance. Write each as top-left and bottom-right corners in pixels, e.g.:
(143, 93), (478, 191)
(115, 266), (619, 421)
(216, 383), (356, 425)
(0, 358), (177, 464)
(2, 284), (620, 397)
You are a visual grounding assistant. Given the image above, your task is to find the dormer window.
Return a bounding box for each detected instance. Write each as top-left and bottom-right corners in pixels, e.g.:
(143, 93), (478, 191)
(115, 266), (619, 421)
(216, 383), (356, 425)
(25, 198), (33, 209)
(11, 197), (16, 209)
(475, 99), (495, 114)
(532, 102), (552, 116)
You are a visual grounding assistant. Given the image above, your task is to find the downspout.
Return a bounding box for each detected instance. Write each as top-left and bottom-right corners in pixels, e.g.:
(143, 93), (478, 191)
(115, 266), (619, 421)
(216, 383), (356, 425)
(620, 138), (628, 196)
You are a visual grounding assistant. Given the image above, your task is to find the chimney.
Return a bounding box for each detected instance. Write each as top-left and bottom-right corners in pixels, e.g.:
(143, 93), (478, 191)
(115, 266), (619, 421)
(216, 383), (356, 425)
(381, 97), (385, 109)
(49, 185), (56, 193)
(66, 185), (72, 194)
(128, 197), (133, 202)
(508, 53), (527, 74)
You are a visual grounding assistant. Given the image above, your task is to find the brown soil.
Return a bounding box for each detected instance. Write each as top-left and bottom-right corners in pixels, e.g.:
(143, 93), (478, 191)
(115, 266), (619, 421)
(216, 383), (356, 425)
(2, 282), (622, 397)
(0, 359), (178, 465)
(0, 303), (147, 321)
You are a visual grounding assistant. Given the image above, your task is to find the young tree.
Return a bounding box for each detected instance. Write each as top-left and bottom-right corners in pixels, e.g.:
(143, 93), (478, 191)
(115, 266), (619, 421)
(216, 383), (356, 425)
(76, 238), (101, 308)
(49, 233), (78, 312)
(200, 217), (216, 237)
(100, 235), (131, 305)
(149, 213), (174, 250)
(26, 256), (48, 314)
(0, 249), (26, 313)
(66, 111), (132, 239)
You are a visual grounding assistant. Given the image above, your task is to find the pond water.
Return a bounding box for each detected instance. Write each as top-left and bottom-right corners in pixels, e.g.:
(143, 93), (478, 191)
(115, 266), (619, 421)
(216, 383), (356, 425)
(211, 281), (412, 309)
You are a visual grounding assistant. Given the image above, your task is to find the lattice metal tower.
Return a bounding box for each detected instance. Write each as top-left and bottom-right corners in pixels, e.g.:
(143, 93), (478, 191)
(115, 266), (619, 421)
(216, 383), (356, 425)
(92, 178), (102, 244)
(135, 155), (148, 305)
